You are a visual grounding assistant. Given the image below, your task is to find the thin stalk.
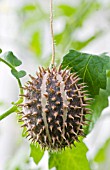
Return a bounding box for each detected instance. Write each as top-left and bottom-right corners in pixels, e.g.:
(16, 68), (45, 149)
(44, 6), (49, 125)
(0, 99), (22, 121)
(50, 0), (55, 67)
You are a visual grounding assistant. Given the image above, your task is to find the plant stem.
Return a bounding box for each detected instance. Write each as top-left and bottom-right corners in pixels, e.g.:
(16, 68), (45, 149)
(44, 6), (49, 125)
(50, 0), (55, 67)
(0, 106), (17, 120)
(0, 98), (22, 121)
(0, 58), (23, 121)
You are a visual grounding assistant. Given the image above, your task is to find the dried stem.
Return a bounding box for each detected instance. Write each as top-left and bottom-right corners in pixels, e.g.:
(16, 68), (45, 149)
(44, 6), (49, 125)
(50, 0), (55, 66)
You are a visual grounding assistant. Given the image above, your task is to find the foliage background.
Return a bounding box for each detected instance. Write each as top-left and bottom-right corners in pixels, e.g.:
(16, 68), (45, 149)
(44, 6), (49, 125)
(0, 0), (110, 170)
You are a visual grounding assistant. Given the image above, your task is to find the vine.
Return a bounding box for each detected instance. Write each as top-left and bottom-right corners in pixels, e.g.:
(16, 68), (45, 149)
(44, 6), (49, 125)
(0, 52), (26, 120)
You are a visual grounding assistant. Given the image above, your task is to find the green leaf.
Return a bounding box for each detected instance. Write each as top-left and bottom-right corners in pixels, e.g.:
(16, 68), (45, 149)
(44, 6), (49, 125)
(0, 49), (2, 53)
(4, 51), (22, 67)
(94, 138), (110, 163)
(55, 32), (64, 45)
(49, 138), (90, 170)
(71, 32), (102, 50)
(21, 4), (37, 12)
(107, 70), (110, 77)
(85, 77), (110, 133)
(30, 144), (44, 164)
(11, 69), (26, 79)
(62, 50), (110, 96)
(30, 32), (42, 56)
(58, 4), (76, 16)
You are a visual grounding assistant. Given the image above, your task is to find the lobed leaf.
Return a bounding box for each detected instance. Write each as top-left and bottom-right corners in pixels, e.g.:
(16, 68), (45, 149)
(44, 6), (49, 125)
(30, 144), (44, 164)
(4, 51), (22, 67)
(49, 138), (90, 170)
(62, 50), (110, 96)
(85, 77), (110, 134)
(11, 69), (26, 79)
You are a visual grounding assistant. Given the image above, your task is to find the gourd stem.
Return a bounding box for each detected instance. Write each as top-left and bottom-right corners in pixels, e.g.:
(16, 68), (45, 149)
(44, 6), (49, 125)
(50, 0), (55, 67)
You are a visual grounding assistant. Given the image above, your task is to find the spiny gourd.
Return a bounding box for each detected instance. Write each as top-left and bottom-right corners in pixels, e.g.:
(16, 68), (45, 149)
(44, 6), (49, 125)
(18, 65), (92, 151)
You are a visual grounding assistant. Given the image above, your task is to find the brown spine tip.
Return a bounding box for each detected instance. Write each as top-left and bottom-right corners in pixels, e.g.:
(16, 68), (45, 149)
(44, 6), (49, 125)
(74, 115), (80, 118)
(81, 103), (89, 107)
(32, 112), (37, 116)
(52, 105), (56, 110)
(70, 129), (77, 136)
(52, 137), (55, 144)
(19, 94), (29, 98)
(43, 93), (48, 98)
(29, 74), (36, 80)
(67, 97), (73, 101)
(56, 91), (61, 95)
(21, 123), (27, 127)
(61, 69), (66, 77)
(68, 114), (74, 120)
(47, 68), (51, 73)
(61, 134), (66, 140)
(50, 125), (53, 131)
(71, 73), (77, 79)
(31, 125), (36, 130)
(26, 134), (30, 138)
(22, 113), (31, 118)
(74, 89), (79, 93)
(56, 82), (61, 86)
(39, 72), (43, 78)
(47, 78), (50, 84)
(18, 119), (23, 122)
(51, 97), (56, 101)
(53, 112), (58, 118)
(85, 98), (93, 101)
(18, 104), (24, 107)
(44, 108), (49, 113)
(74, 106), (81, 110)
(48, 117), (52, 123)
(17, 111), (24, 115)
(37, 119), (42, 125)
(64, 122), (67, 128)
(55, 120), (60, 125)
(78, 95), (84, 98)
(69, 123), (73, 128)
(36, 72), (40, 77)
(49, 87), (55, 93)
(85, 118), (91, 122)
(65, 89), (71, 93)
(42, 67), (46, 73)
(37, 104), (41, 109)
(39, 66), (43, 73)
(36, 89), (41, 93)
(81, 91), (88, 95)
(70, 105), (74, 109)
(56, 101), (60, 105)
(63, 104), (68, 109)
(58, 65), (62, 73)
